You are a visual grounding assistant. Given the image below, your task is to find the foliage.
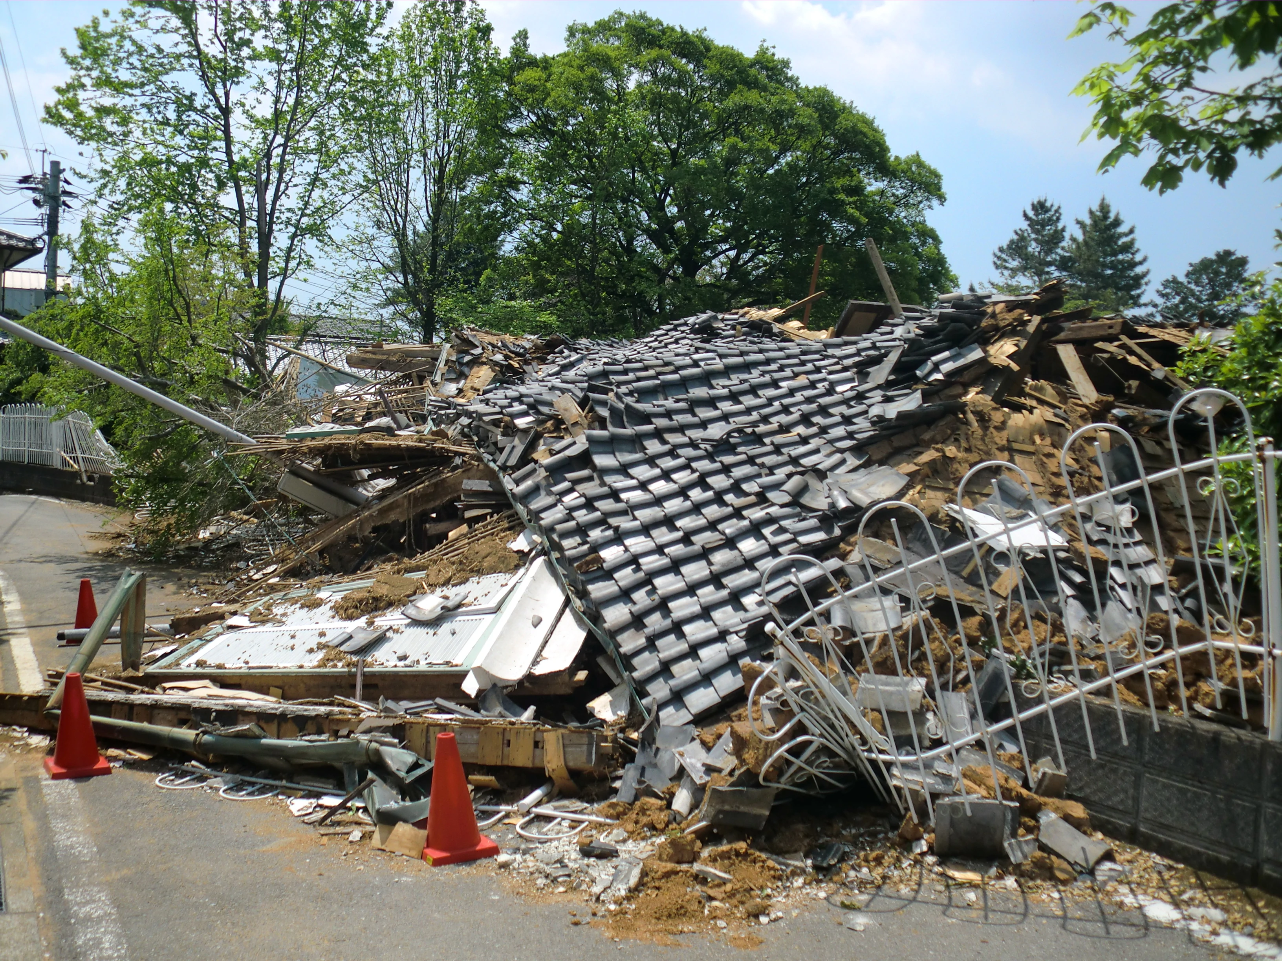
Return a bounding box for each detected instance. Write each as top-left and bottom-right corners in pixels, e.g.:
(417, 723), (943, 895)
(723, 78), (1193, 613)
(0, 211), (297, 551)
(1072, 1), (1282, 194)
(1061, 197), (1149, 311)
(344, 0), (508, 343)
(47, 0), (387, 376)
(1176, 273), (1282, 577)
(992, 198), (1068, 289)
(1177, 273), (1282, 440)
(502, 12), (954, 338)
(1152, 248), (1256, 324)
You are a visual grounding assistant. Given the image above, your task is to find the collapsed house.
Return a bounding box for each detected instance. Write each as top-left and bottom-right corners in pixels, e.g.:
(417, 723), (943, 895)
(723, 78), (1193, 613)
(3, 277), (1280, 916)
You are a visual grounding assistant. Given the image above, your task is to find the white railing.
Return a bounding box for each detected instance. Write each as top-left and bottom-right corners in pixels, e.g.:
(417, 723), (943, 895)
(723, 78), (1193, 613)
(0, 404), (120, 476)
(748, 388), (1281, 822)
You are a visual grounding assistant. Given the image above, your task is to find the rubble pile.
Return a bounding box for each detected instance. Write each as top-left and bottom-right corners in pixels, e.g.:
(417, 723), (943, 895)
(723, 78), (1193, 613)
(5, 272), (1279, 951)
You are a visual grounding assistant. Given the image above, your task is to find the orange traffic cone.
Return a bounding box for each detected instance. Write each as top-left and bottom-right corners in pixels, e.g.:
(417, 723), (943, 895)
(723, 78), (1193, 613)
(73, 578), (98, 631)
(423, 731), (498, 866)
(45, 672), (111, 780)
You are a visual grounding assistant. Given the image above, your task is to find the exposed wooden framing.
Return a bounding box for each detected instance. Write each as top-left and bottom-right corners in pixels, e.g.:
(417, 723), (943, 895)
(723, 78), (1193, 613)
(1119, 335), (1191, 391)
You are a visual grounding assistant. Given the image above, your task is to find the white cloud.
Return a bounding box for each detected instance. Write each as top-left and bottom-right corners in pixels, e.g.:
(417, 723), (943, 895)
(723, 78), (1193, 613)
(738, 0), (1088, 153)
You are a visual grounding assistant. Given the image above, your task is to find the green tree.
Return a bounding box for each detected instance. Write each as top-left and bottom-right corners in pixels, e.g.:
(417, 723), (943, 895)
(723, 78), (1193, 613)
(992, 198), (1067, 288)
(1154, 249), (1255, 324)
(0, 210), (294, 549)
(46, 0), (386, 379)
(346, 0), (507, 343)
(1061, 197), (1149, 311)
(1072, 2), (1282, 193)
(504, 12), (953, 337)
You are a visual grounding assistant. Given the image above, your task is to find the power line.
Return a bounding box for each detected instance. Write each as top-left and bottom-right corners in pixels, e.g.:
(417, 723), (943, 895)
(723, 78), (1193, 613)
(0, 31), (32, 172)
(3, 2), (42, 146)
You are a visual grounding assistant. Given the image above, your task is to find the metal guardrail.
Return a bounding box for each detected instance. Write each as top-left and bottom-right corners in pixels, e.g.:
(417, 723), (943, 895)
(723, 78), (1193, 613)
(0, 404), (120, 476)
(749, 388), (1281, 822)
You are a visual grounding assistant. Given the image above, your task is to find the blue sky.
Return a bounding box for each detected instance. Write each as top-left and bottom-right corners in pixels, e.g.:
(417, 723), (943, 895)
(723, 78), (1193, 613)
(2, 0), (1279, 300)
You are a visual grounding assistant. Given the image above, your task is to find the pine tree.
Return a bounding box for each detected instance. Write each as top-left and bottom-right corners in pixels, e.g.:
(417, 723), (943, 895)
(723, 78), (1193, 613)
(992, 198), (1067, 289)
(1061, 198), (1149, 311)
(1154, 249), (1255, 325)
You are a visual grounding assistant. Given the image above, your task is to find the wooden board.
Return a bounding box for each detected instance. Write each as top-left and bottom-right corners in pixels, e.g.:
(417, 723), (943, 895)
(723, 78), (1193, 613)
(1049, 319), (1124, 344)
(1054, 343), (1100, 404)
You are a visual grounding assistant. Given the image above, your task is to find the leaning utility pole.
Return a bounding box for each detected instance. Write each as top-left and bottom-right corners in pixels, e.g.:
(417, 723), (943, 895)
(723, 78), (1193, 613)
(43, 159), (61, 303)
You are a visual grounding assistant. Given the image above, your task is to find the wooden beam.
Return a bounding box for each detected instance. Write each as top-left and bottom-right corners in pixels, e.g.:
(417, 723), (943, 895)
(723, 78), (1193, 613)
(1119, 335), (1191, 391)
(1055, 343), (1100, 404)
(802, 244), (824, 327)
(864, 238), (904, 319)
(1048, 319), (1124, 343)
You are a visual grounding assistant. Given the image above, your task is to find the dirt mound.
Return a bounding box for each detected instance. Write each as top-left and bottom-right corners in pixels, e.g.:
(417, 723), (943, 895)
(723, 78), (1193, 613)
(615, 797), (670, 838)
(701, 841), (783, 893)
(415, 531), (522, 590)
(331, 571), (420, 619)
(595, 862), (704, 945)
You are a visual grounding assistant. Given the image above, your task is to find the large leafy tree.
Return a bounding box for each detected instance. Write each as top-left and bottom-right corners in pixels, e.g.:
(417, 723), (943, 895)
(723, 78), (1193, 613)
(503, 13), (953, 337)
(46, 0), (387, 379)
(1153, 249), (1256, 324)
(1062, 198), (1149, 311)
(1073, 1), (1282, 194)
(0, 210), (294, 547)
(992, 198), (1068, 289)
(345, 0), (506, 343)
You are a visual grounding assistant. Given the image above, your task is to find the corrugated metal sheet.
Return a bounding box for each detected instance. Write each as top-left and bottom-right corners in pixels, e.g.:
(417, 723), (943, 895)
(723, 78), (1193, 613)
(160, 556), (587, 681)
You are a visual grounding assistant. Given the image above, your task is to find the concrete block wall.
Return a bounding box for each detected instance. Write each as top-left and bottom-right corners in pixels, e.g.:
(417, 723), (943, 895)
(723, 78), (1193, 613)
(0, 461), (115, 505)
(1021, 698), (1282, 893)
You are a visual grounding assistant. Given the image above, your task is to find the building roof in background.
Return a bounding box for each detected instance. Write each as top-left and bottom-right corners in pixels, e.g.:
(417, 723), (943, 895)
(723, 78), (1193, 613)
(0, 231), (44, 275)
(2, 267), (67, 290)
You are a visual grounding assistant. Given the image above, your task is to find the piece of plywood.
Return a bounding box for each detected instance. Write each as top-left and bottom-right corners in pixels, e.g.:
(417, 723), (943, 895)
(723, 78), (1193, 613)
(477, 725), (505, 765)
(1055, 343), (1100, 404)
(543, 729), (578, 795)
(503, 726), (535, 767)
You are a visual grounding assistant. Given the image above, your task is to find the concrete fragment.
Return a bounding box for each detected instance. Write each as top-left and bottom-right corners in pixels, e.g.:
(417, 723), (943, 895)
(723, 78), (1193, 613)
(933, 796), (1017, 858)
(1031, 757), (1067, 798)
(693, 863), (733, 883)
(1004, 835), (1037, 864)
(702, 785), (778, 830)
(1037, 813), (1112, 871)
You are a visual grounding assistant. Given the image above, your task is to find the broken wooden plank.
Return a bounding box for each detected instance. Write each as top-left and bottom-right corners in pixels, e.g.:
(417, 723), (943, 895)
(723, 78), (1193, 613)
(1048, 319), (1124, 344)
(553, 393), (589, 437)
(1119, 335), (1191, 391)
(864, 238), (905, 319)
(1055, 343), (1100, 404)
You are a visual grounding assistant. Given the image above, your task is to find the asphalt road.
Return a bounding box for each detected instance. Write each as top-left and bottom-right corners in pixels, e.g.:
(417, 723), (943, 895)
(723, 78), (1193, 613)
(0, 494), (1231, 961)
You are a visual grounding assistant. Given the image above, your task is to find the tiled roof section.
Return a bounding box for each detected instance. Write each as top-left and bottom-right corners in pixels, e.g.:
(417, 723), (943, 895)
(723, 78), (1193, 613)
(438, 310), (985, 725)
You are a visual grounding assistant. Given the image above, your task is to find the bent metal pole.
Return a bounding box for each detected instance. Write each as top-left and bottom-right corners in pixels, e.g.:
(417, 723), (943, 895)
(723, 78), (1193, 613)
(0, 316), (257, 445)
(0, 316), (366, 507)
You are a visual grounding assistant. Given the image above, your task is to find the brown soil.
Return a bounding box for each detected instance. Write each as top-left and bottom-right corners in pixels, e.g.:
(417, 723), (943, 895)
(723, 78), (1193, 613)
(415, 532), (522, 591)
(315, 646), (355, 668)
(297, 594), (325, 611)
(615, 797), (670, 838)
(331, 572), (420, 619)
(701, 842), (783, 893)
(597, 862), (705, 944)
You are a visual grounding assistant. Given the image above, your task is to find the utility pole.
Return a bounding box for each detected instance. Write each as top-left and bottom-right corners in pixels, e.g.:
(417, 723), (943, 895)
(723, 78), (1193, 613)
(43, 159), (61, 303)
(19, 158), (73, 305)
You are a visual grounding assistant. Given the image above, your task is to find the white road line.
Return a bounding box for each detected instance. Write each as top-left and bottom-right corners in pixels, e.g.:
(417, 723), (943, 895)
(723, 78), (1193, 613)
(40, 778), (130, 960)
(0, 569), (44, 692)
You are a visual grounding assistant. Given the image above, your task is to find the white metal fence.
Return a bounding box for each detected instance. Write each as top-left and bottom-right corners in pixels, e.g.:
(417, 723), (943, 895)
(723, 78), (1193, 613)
(0, 404), (120, 476)
(750, 388), (1280, 822)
